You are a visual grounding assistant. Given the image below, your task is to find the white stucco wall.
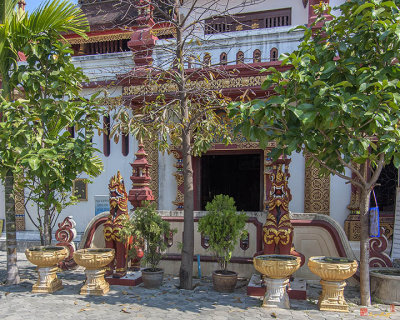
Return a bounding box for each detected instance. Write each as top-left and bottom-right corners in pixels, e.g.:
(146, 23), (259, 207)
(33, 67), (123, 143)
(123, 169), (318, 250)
(153, 26), (304, 68)
(72, 51), (133, 82)
(330, 169), (351, 228)
(288, 151), (305, 213)
(330, 0), (347, 16)
(158, 152), (178, 211)
(181, 0), (309, 34)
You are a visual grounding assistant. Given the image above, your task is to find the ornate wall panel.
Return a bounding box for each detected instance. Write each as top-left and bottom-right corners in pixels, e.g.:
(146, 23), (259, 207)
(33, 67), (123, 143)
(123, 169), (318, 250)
(344, 213), (394, 241)
(142, 137), (159, 206)
(171, 150), (184, 210)
(123, 76), (267, 96)
(304, 155), (330, 215)
(66, 32), (133, 45)
(14, 186), (25, 231)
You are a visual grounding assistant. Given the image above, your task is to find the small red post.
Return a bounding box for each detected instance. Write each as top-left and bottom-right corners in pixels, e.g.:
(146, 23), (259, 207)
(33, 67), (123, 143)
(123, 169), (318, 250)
(360, 308), (368, 316)
(128, 143), (154, 208)
(390, 305), (395, 313)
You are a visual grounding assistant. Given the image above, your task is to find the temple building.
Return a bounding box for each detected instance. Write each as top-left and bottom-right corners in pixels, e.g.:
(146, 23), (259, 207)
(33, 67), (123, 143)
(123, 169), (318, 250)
(0, 0), (397, 265)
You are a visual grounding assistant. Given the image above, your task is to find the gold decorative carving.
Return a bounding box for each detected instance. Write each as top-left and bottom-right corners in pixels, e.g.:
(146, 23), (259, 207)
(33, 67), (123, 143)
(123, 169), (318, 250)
(25, 246), (68, 293)
(142, 136), (159, 205)
(151, 27), (176, 37)
(173, 189), (184, 207)
(347, 163), (363, 213)
(73, 248), (115, 296)
(66, 32), (133, 45)
(304, 155), (330, 215)
(253, 255), (301, 279)
(308, 256), (358, 312)
(171, 150), (184, 209)
(14, 186), (25, 231)
(103, 96), (123, 108)
(344, 213), (394, 241)
(253, 255), (301, 308)
(122, 76), (267, 96)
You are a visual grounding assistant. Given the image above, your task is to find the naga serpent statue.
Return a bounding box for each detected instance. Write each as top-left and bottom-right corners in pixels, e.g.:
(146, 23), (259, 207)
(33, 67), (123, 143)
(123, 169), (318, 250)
(103, 171), (131, 278)
(263, 160), (294, 255)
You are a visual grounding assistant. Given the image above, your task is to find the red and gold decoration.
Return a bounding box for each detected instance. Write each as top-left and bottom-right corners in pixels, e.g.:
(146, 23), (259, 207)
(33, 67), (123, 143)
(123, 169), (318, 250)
(103, 171), (130, 278)
(263, 159), (294, 255)
(171, 149), (184, 210)
(128, 143), (154, 268)
(129, 143), (155, 208)
(304, 154), (330, 215)
(55, 216), (77, 270)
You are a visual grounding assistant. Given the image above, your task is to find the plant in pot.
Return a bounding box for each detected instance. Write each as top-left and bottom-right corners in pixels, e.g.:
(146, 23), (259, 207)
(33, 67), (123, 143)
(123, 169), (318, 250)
(119, 201), (176, 289)
(198, 194), (248, 292)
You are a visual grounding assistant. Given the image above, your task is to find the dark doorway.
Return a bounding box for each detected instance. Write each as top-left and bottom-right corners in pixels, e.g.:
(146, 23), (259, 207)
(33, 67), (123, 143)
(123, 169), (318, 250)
(200, 153), (261, 211)
(371, 160), (398, 214)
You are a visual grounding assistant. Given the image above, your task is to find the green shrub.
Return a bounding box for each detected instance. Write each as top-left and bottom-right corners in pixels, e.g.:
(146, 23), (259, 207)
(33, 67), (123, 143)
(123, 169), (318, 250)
(198, 194), (248, 271)
(120, 202), (176, 270)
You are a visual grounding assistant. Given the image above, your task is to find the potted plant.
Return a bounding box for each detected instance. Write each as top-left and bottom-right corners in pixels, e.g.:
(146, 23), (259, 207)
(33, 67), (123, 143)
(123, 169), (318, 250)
(120, 201), (175, 289)
(198, 194), (248, 292)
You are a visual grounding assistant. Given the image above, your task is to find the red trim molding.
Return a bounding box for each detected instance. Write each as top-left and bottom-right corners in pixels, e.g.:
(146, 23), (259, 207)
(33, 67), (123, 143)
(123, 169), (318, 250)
(162, 216), (264, 262)
(162, 216), (351, 264)
(82, 216), (108, 249)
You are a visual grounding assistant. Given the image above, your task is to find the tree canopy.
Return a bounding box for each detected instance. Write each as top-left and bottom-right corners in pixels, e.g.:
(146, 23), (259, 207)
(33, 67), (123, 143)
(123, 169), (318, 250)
(229, 0), (400, 305)
(0, 30), (103, 245)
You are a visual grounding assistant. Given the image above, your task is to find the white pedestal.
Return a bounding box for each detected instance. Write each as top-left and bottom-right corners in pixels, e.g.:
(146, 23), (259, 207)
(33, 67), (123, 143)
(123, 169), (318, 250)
(263, 277), (290, 309)
(33, 266), (63, 293)
(80, 268), (110, 295)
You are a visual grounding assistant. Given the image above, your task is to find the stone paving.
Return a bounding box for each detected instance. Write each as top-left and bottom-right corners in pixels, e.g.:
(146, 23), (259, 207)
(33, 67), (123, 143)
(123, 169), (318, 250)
(0, 251), (398, 320)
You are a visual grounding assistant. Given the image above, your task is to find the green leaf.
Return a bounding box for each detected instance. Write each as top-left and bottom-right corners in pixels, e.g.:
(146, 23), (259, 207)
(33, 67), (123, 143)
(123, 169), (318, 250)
(393, 153), (400, 169)
(381, 1), (397, 9)
(352, 3), (375, 16)
(28, 158), (40, 170)
(322, 61), (336, 74)
(335, 81), (353, 88)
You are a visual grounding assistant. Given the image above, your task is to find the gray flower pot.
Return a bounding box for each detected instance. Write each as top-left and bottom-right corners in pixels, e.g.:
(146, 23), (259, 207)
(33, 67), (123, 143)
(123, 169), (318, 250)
(142, 268), (164, 289)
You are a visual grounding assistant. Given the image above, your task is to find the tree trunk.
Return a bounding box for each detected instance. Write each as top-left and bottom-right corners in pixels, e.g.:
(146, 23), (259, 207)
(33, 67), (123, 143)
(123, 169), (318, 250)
(359, 187), (371, 306)
(44, 208), (52, 245)
(5, 170), (20, 285)
(179, 130), (194, 289)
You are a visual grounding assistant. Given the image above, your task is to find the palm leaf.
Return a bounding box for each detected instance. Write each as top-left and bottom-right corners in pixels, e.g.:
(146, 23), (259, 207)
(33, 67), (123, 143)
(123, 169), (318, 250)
(0, 0), (18, 24)
(28, 0), (89, 38)
(1, 0), (89, 97)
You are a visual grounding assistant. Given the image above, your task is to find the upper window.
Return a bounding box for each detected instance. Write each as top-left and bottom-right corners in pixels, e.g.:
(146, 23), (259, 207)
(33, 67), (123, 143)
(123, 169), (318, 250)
(253, 49), (261, 63)
(270, 48), (278, 61)
(236, 51), (244, 64)
(72, 39), (130, 56)
(220, 52), (228, 65)
(203, 53), (211, 67)
(205, 8), (291, 35)
(187, 56), (195, 69)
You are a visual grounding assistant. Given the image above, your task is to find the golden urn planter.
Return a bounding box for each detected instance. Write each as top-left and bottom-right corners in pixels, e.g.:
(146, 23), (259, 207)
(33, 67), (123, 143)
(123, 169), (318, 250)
(73, 248), (115, 295)
(25, 246), (68, 293)
(308, 256), (358, 312)
(253, 254), (301, 309)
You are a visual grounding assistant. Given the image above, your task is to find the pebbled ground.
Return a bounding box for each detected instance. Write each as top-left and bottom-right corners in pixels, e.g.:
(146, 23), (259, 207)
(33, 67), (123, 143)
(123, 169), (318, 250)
(0, 251), (398, 320)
